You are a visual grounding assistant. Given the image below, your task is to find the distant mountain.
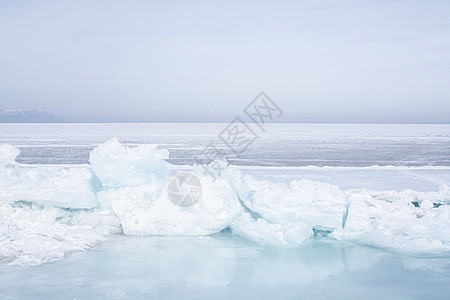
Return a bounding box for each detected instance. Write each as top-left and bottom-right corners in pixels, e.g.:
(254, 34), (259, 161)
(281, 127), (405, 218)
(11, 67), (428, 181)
(0, 110), (62, 123)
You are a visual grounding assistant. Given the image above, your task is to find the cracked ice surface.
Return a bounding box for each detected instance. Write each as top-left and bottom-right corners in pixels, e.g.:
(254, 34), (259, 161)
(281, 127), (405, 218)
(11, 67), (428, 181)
(1, 138), (450, 266)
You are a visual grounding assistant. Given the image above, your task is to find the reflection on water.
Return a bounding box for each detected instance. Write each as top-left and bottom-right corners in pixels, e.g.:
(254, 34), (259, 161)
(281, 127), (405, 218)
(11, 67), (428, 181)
(1, 235), (450, 300)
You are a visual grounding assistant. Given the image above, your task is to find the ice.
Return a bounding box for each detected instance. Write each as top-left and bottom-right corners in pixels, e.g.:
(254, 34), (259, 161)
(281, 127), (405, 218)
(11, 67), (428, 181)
(0, 165), (99, 209)
(1, 136), (450, 266)
(230, 176), (347, 246)
(90, 140), (242, 235)
(227, 172), (450, 253)
(0, 144), (20, 181)
(1, 144), (98, 209)
(0, 145), (107, 265)
(3, 236), (450, 300)
(98, 176), (241, 236)
(89, 138), (170, 188)
(2, 123), (450, 299)
(0, 144), (19, 168)
(230, 211), (312, 246)
(0, 140), (243, 265)
(335, 188), (450, 254)
(0, 202), (106, 266)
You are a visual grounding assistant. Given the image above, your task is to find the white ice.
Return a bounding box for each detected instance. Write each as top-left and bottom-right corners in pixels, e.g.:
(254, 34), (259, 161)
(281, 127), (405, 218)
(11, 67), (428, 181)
(1, 138), (450, 266)
(88, 138), (170, 188)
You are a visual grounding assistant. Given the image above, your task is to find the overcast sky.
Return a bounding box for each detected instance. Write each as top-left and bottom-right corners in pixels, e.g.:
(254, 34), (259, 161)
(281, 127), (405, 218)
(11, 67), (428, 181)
(0, 0), (449, 122)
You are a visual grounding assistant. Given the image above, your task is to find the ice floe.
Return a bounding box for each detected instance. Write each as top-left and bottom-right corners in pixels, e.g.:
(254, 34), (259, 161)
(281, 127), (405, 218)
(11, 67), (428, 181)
(1, 139), (450, 266)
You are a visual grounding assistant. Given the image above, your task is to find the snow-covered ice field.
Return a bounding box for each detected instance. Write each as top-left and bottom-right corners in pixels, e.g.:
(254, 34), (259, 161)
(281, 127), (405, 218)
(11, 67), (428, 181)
(1, 123), (450, 299)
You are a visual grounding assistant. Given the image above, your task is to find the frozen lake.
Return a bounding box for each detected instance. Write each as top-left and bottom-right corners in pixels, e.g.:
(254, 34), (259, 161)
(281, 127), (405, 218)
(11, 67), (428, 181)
(2, 235), (450, 300)
(2, 123), (450, 191)
(1, 123), (450, 299)
(1, 123), (450, 167)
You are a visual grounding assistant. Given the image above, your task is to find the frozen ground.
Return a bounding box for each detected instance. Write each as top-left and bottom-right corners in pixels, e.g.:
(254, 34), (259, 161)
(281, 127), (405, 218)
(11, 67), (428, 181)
(1, 123), (450, 299)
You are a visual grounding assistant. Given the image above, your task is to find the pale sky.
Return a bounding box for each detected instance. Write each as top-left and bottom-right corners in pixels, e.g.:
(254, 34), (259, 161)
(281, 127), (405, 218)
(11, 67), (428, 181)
(0, 0), (449, 122)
